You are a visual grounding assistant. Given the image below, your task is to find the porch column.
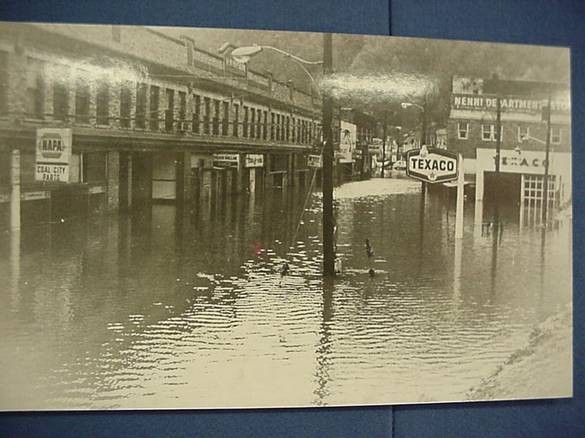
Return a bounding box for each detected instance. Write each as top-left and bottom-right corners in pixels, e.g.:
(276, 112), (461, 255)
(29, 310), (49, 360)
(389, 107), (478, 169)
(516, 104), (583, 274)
(106, 151), (120, 211)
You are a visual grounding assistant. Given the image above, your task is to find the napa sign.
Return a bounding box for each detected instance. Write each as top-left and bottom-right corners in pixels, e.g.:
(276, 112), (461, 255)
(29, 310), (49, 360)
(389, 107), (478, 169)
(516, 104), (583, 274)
(406, 146), (459, 183)
(35, 128), (72, 182)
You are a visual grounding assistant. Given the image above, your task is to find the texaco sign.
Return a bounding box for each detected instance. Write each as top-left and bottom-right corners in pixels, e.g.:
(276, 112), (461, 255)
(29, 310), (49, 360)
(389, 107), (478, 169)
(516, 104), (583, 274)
(406, 146), (458, 183)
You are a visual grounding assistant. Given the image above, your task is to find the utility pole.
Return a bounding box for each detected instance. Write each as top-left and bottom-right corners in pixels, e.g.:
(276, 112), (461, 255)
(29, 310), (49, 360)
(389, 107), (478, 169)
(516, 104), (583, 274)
(493, 92), (501, 231)
(421, 96), (427, 148)
(322, 33), (335, 277)
(420, 96), (427, 197)
(542, 88), (552, 226)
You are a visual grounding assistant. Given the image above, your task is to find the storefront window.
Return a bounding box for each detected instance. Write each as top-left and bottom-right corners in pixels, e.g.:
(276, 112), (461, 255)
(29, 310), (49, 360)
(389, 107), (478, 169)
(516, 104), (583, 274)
(83, 152), (106, 183)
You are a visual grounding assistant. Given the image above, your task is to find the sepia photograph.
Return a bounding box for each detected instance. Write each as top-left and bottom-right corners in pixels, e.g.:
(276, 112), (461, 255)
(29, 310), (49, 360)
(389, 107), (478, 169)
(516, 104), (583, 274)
(0, 22), (572, 410)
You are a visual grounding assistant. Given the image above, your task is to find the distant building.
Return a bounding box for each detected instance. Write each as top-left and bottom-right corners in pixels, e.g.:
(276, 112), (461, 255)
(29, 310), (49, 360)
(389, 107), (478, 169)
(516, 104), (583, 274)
(447, 75), (571, 226)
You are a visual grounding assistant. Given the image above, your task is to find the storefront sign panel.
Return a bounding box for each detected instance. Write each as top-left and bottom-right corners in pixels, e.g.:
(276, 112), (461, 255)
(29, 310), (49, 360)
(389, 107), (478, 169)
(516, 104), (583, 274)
(245, 154), (264, 168)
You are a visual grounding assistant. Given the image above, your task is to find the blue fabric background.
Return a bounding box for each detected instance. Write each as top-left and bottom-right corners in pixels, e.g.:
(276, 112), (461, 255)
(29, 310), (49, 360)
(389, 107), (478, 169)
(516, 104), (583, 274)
(0, 0), (583, 436)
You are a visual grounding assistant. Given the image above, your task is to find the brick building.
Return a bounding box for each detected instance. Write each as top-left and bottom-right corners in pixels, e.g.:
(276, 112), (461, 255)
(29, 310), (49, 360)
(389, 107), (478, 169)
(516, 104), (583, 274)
(0, 22), (331, 229)
(447, 75), (571, 226)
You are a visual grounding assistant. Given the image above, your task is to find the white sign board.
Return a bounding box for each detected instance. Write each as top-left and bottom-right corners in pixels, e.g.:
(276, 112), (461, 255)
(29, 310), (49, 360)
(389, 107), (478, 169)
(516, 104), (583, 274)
(369, 138), (383, 154)
(308, 154), (322, 168)
(340, 121), (357, 154)
(213, 153), (239, 167)
(476, 148), (572, 176)
(35, 128), (72, 182)
(245, 154), (264, 168)
(406, 146), (458, 183)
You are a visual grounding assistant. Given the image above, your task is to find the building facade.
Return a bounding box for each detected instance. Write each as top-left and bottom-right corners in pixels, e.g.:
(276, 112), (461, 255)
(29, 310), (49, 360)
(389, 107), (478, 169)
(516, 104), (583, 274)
(447, 75), (571, 227)
(0, 23), (330, 230)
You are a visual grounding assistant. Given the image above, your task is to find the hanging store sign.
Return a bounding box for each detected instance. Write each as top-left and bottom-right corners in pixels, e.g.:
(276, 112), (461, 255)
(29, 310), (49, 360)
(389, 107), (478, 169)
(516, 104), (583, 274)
(335, 151), (353, 163)
(340, 121), (357, 154)
(35, 128), (72, 182)
(245, 154), (264, 168)
(406, 146), (458, 183)
(213, 153), (240, 167)
(308, 154), (322, 168)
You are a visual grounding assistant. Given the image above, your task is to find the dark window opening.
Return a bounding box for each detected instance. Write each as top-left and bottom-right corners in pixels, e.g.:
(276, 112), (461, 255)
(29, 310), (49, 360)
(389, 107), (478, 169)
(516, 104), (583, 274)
(212, 99), (220, 135)
(135, 83), (147, 129)
(119, 83), (131, 128)
(26, 58), (44, 118)
(233, 104), (239, 137)
(75, 77), (90, 123)
(96, 82), (109, 125)
(222, 101), (229, 136)
(192, 94), (201, 134)
(178, 91), (186, 130)
(149, 86), (159, 130)
(243, 106), (249, 138)
(203, 97), (210, 135)
(53, 81), (69, 121)
(250, 107), (256, 139)
(165, 89), (174, 132)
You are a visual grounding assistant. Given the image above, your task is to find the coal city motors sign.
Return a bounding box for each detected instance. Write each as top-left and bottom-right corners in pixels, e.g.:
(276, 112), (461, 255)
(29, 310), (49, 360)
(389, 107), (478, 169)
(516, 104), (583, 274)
(406, 146), (458, 183)
(35, 128), (72, 182)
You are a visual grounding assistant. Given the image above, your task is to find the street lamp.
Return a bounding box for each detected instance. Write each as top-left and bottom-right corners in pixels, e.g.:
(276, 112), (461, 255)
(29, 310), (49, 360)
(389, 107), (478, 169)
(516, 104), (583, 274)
(400, 102), (424, 112)
(222, 43), (323, 97)
(400, 101), (426, 146)
(223, 37), (336, 277)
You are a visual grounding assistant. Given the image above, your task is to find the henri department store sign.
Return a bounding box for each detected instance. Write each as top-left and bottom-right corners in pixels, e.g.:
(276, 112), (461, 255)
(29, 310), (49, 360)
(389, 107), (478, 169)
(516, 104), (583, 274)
(451, 94), (570, 114)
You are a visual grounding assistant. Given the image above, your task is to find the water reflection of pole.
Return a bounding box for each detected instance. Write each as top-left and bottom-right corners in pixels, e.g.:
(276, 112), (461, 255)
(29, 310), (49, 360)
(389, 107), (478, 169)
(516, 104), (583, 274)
(418, 185), (425, 271)
(453, 236), (463, 305)
(10, 230), (21, 311)
(381, 112), (387, 178)
(314, 277), (334, 404)
(538, 226), (547, 315)
(490, 219), (499, 296)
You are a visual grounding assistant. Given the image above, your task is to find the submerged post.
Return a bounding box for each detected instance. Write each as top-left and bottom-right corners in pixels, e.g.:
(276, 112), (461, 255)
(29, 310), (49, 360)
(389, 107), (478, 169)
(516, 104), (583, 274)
(322, 33), (335, 277)
(455, 154), (464, 239)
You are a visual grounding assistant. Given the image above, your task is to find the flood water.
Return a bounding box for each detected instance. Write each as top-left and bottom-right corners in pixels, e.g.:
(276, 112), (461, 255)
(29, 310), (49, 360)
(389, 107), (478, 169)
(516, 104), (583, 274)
(0, 177), (572, 409)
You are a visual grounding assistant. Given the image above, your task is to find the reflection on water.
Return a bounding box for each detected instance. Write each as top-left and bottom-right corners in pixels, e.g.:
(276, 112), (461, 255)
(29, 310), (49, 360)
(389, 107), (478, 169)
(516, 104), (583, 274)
(0, 178), (572, 409)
